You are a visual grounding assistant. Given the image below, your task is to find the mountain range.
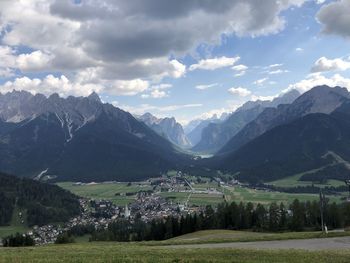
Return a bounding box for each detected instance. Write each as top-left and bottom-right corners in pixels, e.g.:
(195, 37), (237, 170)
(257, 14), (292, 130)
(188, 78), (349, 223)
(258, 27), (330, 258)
(0, 91), (188, 182)
(185, 115), (223, 147)
(212, 86), (350, 183)
(138, 113), (191, 148)
(192, 90), (300, 154)
(2, 85), (350, 185)
(218, 86), (348, 154)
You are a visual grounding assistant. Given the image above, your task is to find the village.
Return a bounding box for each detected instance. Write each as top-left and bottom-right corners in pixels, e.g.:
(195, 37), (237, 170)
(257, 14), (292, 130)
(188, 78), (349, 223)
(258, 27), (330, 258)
(27, 173), (235, 245)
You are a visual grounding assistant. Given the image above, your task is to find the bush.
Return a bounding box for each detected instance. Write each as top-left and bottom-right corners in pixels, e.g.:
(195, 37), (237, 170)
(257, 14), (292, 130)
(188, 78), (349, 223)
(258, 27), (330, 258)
(2, 233), (35, 247)
(55, 232), (75, 244)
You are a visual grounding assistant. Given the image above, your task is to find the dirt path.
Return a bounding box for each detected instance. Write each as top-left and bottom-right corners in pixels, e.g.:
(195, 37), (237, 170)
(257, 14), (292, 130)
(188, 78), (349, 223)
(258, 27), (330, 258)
(163, 236), (350, 251)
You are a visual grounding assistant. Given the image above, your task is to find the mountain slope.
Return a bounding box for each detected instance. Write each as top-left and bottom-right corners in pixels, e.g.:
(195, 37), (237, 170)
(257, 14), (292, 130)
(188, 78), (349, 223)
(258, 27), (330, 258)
(213, 99), (350, 184)
(50, 107), (185, 182)
(193, 90), (300, 154)
(139, 113), (191, 148)
(192, 105), (266, 154)
(219, 86), (348, 155)
(0, 91), (188, 182)
(0, 172), (80, 227)
(186, 116), (222, 146)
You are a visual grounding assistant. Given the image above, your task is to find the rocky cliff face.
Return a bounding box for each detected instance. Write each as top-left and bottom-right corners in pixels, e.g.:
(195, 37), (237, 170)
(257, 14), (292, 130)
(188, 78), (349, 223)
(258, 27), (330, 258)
(139, 113), (191, 148)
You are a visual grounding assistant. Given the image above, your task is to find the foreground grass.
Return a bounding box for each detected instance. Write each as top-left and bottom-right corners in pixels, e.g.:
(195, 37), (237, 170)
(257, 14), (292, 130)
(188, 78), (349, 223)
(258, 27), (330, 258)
(144, 229), (350, 246)
(1, 242), (350, 263)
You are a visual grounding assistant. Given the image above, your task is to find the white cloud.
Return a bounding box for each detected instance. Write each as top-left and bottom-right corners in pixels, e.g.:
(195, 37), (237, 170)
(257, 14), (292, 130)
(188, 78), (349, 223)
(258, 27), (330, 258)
(253, 77), (268, 85)
(234, 72), (246, 77)
(114, 102), (203, 116)
(150, 84), (173, 90)
(295, 47), (304, 52)
(267, 63), (283, 69)
(232, 64), (248, 77)
(141, 83), (173, 99)
(250, 94), (277, 101)
(0, 46), (16, 68)
(195, 83), (218, 90)
(189, 56), (240, 71)
(168, 60), (186, 78)
(311, 56), (350, 72)
(228, 87), (252, 97)
(107, 79), (149, 96)
(0, 1), (307, 97)
(0, 75), (103, 97)
(0, 68), (15, 77)
(268, 69), (289, 75)
(16, 50), (54, 72)
(317, 0), (350, 38)
(0, 75), (150, 97)
(232, 64), (248, 71)
(149, 89), (168, 99)
(142, 89), (169, 99)
(285, 73), (350, 94)
(196, 108), (230, 120)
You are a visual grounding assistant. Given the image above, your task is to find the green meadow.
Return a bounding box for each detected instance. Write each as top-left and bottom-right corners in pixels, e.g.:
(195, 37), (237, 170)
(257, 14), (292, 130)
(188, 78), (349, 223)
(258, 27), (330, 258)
(1, 241), (350, 263)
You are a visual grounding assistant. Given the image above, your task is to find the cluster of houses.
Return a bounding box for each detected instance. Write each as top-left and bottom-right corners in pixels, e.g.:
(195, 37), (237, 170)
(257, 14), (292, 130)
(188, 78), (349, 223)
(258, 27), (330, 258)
(23, 174), (240, 245)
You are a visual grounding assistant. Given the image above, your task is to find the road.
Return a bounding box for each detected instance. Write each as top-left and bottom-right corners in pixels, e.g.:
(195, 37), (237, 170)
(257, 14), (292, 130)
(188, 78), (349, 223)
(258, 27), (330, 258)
(164, 236), (350, 251)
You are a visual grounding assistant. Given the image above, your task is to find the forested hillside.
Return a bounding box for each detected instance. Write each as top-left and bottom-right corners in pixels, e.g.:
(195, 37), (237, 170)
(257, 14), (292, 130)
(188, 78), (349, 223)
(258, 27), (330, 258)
(0, 172), (80, 226)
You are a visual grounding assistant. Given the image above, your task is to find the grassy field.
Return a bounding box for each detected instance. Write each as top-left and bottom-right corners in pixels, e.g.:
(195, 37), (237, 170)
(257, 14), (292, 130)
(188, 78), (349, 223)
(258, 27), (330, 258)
(1, 241), (350, 263)
(57, 181), (345, 208)
(57, 182), (153, 206)
(223, 186), (344, 204)
(149, 229), (350, 246)
(0, 205), (29, 238)
(270, 172), (345, 188)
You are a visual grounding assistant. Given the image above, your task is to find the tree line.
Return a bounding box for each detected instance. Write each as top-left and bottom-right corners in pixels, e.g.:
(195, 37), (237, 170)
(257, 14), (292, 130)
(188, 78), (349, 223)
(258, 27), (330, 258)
(2, 233), (35, 247)
(88, 199), (350, 242)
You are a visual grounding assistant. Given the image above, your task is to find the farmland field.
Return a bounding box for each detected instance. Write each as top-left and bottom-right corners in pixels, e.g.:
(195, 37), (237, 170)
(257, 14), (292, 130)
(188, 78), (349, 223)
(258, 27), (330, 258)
(57, 181), (346, 208)
(57, 182), (153, 206)
(270, 172), (345, 188)
(222, 186), (345, 204)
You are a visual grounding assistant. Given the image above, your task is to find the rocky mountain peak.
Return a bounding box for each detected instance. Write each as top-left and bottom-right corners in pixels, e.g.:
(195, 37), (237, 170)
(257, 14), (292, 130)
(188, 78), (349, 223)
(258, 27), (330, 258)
(88, 91), (102, 103)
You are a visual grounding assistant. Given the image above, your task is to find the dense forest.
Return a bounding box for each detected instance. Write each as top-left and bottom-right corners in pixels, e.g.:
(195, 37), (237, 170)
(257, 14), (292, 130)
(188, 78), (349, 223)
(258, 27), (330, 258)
(0, 172), (80, 226)
(86, 199), (350, 242)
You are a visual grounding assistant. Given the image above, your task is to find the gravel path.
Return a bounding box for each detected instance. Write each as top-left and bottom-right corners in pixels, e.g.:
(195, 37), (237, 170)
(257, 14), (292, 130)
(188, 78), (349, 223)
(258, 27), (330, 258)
(164, 237), (350, 251)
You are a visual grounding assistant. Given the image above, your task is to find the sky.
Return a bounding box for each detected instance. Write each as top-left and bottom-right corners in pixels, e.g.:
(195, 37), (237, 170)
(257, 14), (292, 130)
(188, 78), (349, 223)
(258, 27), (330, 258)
(0, 0), (350, 124)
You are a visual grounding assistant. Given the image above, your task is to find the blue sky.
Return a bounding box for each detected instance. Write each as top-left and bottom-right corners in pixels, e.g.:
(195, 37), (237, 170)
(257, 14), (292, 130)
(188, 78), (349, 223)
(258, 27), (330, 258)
(0, 0), (350, 124)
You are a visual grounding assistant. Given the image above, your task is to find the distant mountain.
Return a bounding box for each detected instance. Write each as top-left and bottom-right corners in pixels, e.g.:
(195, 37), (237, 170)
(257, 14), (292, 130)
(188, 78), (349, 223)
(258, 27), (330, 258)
(186, 115), (223, 146)
(219, 86), (347, 155)
(0, 91), (188, 182)
(210, 86), (350, 184)
(139, 113), (191, 148)
(192, 90), (300, 154)
(192, 106), (266, 154)
(0, 172), (80, 227)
